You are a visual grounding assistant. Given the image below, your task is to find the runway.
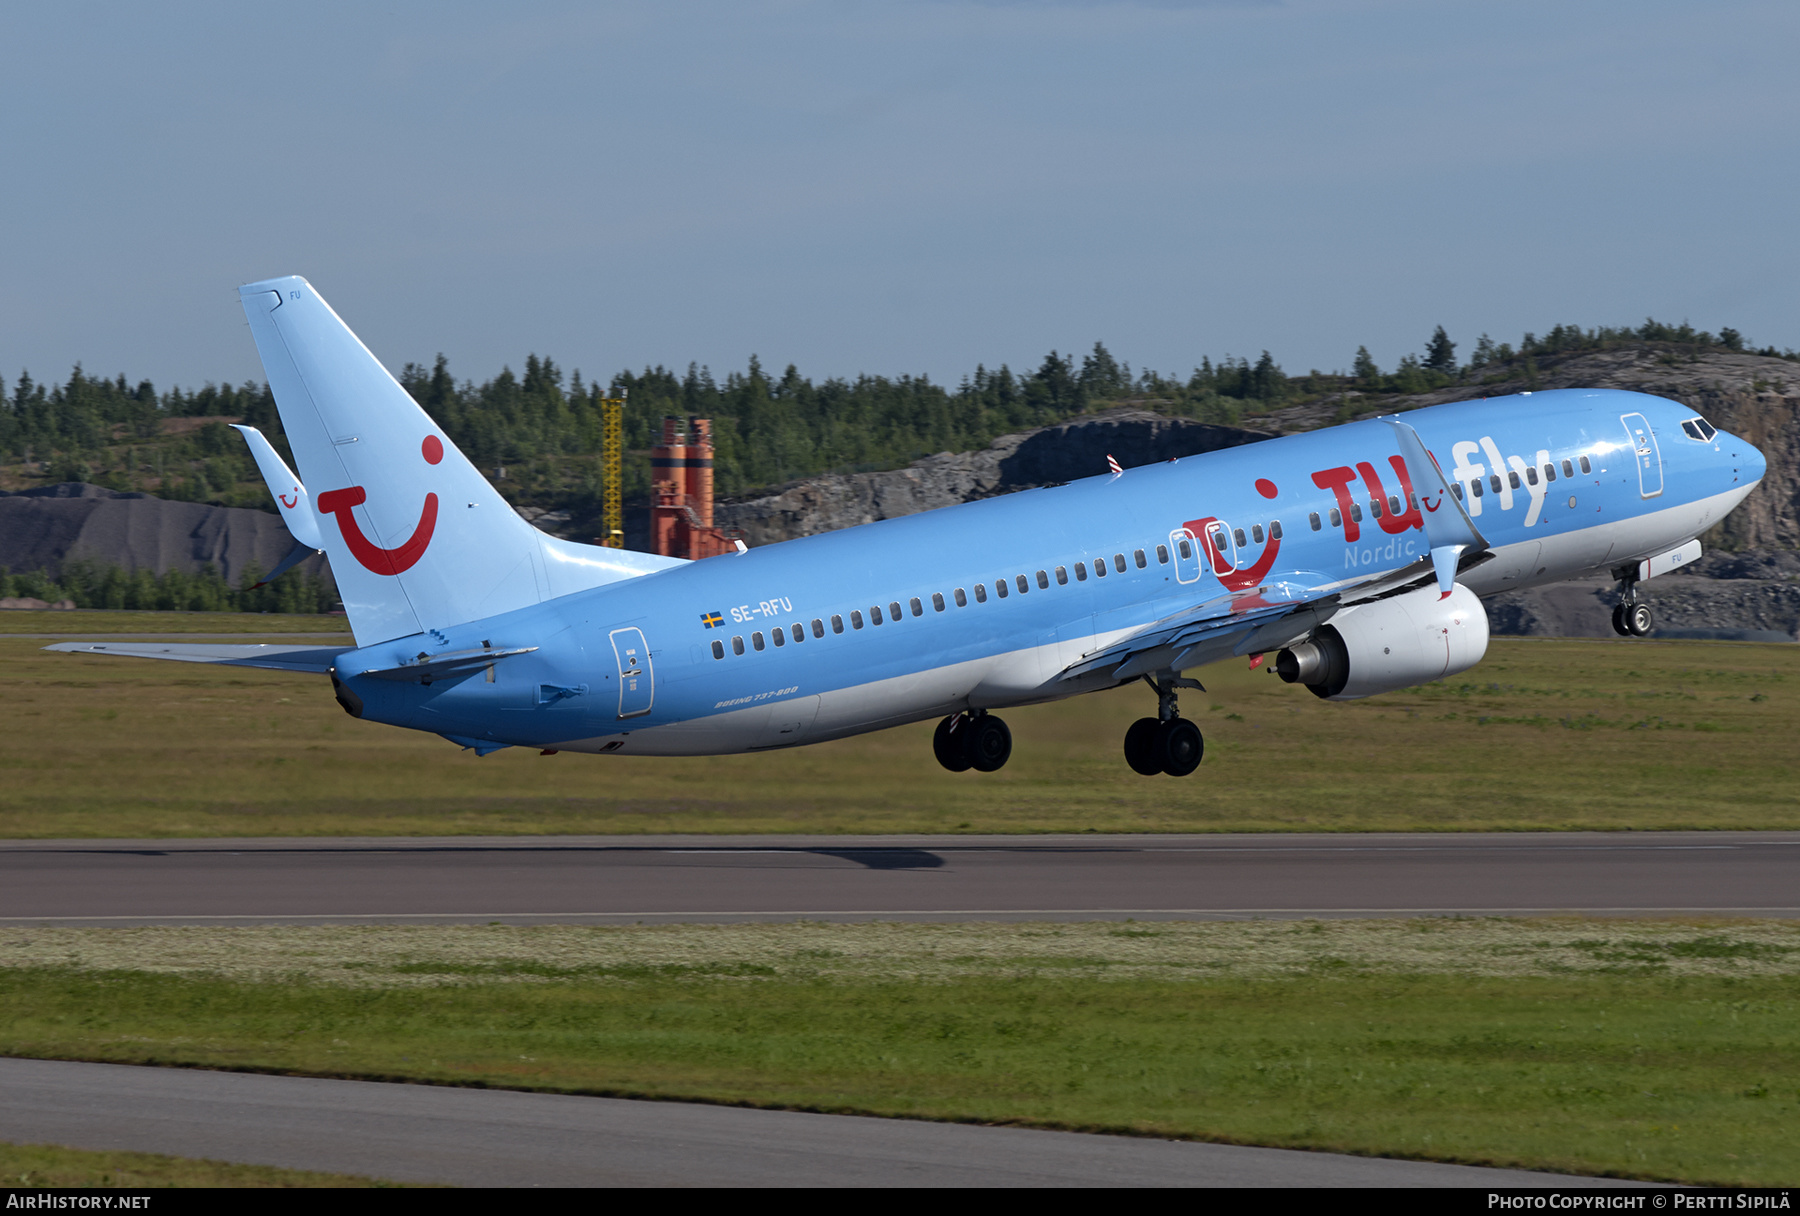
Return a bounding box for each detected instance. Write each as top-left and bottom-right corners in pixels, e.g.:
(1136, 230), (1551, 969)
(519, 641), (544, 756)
(5, 834), (1762, 1187)
(3, 831), (1797, 924)
(0, 1058), (1619, 1187)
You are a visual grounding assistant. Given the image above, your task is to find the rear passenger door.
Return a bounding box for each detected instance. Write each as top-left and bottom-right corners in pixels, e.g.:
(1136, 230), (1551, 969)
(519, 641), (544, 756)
(609, 627), (654, 718)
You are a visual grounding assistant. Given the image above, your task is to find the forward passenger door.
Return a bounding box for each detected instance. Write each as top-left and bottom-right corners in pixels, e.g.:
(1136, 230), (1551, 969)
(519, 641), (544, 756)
(1621, 413), (1664, 498)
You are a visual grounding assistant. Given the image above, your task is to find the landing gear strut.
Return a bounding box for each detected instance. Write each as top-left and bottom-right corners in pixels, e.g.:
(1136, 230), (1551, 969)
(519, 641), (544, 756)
(933, 710), (1012, 773)
(1610, 566), (1654, 638)
(1123, 672), (1205, 777)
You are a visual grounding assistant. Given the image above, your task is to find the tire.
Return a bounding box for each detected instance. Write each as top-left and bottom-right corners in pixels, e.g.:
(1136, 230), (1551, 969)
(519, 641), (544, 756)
(1610, 604), (1632, 637)
(933, 715), (972, 772)
(1626, 603), (1654, 637)
(1123, 717), (1163, 776)
(1156, 718), (1204, 777)
(964, 715), (1012, 773)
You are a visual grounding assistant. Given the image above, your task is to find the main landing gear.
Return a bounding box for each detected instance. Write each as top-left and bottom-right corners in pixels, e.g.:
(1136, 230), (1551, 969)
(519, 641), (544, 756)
(934, 710), (1013, 773)
(1123, 673), (1205, 777)
(1610, 566), (1654, 638)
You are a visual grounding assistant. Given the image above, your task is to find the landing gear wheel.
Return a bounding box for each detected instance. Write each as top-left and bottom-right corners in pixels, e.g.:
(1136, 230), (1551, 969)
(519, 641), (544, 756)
(1124, 717), (1163, 776)
(963, 714), (1012, 773)
(1626, 603), (1654, 637)
(1154, 718), (1204, 777)
(933, 715), (972, 772)
(1611, 603), (1631, 637)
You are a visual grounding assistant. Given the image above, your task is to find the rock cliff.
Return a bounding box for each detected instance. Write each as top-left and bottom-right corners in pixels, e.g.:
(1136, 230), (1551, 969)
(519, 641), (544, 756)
(0, 483), (327, 587)
(1256, 346), (1800, 552)
(713, 411), (1274, 545)
(706, 362), (1798, 642)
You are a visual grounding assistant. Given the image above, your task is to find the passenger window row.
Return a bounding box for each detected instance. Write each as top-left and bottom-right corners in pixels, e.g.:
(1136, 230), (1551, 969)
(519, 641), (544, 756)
(1441, 455), (1591, 503)
(710, 540), (1183, 660)
(713, 445), (1613, 660)
(1295, 453), (1598, 532)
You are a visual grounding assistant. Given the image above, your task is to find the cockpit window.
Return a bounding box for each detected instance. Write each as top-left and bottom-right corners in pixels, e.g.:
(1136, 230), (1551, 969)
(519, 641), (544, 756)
(1682, 417), (1717, 442)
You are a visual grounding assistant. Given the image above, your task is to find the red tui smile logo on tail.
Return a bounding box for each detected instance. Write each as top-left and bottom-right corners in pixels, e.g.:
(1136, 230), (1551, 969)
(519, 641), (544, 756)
(315, 436), (443, 576)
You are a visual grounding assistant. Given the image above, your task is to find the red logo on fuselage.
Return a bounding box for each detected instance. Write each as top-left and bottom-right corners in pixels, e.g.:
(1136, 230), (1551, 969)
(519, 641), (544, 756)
(1310, 456), (1422, 542)
(1178, 457), (1429, 597)
(314, 435), (445, 576)
(1185, 515), (1282, 592)
(1184, 477), (1283, 592)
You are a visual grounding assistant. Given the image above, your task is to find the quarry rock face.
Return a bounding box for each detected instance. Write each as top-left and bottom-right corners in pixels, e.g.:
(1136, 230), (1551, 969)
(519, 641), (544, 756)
(1484, 558), (1800, 641)
(1256, 346), (1800, 553)
(714, 411), (1275, 545)
(1515, 348), (1799, 552)
(711, 389), (1798, 642)
(0, 483), (327, 587)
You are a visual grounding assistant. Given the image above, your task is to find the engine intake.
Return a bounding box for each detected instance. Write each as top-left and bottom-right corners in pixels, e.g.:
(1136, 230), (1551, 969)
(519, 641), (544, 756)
(1276, 583), (1488, 700)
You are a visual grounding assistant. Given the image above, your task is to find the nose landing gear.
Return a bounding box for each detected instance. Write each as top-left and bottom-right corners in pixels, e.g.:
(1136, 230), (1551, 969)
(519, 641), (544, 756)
(933, 710), (1013, 773)
(1123, 672), (1205, 777)
(1610, 567), (1654, 637)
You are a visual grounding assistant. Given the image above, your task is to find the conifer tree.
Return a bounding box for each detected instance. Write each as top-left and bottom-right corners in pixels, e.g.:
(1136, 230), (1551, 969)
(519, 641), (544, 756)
(1424, 326), (1457, 374)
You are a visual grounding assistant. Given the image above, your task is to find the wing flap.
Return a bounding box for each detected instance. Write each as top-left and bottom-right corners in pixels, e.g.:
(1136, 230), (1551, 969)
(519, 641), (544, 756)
(1059, 580), (1332, 683)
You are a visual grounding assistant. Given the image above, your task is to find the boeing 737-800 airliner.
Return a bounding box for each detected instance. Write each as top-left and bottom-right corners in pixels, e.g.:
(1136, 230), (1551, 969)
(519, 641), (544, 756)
(51, 278), (1767, 777)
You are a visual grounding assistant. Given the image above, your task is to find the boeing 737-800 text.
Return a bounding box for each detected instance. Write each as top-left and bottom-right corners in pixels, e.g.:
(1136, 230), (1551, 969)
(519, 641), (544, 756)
(50, 278), (1768, 777)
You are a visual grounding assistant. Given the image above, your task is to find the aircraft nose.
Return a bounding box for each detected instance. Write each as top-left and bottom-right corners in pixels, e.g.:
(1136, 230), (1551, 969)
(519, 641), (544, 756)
(1736, 435), (1767, 486)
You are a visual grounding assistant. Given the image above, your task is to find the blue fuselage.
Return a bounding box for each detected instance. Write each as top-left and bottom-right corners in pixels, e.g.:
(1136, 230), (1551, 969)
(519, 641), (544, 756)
(337, 389), (1764, 755)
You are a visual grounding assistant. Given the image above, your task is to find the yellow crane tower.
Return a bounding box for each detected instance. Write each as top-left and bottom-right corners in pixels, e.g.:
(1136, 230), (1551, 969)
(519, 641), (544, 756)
(601, 388), (626, 547)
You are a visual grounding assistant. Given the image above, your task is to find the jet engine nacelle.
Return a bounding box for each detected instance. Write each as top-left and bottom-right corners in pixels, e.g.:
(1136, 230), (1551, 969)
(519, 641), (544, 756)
(1276, 582), (1488, 700)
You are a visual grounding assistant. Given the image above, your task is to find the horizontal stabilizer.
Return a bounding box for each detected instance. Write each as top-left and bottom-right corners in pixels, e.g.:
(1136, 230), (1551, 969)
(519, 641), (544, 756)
(44, 641), (349, 673)
(255, 539), (322, 590)
(355, 645), (538, 682)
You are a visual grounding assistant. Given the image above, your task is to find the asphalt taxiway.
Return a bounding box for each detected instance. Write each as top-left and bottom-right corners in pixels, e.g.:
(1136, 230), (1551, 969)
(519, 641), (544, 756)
(0, 1058), (1635, 1187)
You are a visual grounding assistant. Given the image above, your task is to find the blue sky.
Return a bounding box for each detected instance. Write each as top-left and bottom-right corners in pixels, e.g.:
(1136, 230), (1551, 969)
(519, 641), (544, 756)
(2, 0), (1796, 393)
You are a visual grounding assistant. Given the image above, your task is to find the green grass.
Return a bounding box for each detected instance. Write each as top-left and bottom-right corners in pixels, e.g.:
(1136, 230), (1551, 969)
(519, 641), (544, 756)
(3, 631), (1796, 836)
(0, 1141), (424, 1188)
(0, 609), (350, 635)
(5, 920), (1797, 1185)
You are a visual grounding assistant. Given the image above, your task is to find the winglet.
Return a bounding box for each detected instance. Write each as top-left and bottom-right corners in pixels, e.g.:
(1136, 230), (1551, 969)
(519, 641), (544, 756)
(1381, 416), (1488, 598)
(232, 424), (324, 550)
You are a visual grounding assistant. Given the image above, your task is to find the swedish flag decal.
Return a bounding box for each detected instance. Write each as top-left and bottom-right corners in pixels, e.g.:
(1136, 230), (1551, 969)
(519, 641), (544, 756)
(700, 611), (725, 629)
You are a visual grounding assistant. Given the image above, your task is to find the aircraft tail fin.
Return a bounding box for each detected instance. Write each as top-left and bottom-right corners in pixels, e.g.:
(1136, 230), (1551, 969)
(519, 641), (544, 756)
(238, 276), (683, 645)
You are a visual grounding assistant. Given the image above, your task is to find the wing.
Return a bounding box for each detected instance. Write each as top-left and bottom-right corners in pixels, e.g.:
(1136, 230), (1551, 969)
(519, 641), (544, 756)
(1059, 416), (1497, 684)
(1056, 550), (1496, 685)
(43, 642), (351, 673)
(1057, 574), (1339, 683)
